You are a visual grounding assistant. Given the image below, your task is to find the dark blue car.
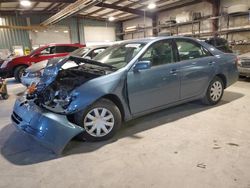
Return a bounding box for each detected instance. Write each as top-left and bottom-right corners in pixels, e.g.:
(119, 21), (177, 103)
(12, 37), (238, 153)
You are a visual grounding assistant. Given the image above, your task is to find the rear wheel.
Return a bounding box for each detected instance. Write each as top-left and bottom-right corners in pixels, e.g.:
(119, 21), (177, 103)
(75, 99), (122, 141)
(14, 66), (27, 83)
(2, 94), (8, 100)
(202, 76), (224, 105)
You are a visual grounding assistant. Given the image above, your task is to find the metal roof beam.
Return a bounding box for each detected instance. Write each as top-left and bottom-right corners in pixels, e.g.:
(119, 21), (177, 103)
(95, 2), (154, 18)
(0, 0), (76, 3)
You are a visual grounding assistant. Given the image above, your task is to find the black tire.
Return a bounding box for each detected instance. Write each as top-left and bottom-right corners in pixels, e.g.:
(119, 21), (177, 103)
(2, 94), (9, 100)
(202, 76), (224, 105)
(74, 98), (122, 141)
(14, 66), (26, 83)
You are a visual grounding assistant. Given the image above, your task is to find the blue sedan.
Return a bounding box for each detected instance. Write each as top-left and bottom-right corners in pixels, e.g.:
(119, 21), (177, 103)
(12, 37), (238, 153)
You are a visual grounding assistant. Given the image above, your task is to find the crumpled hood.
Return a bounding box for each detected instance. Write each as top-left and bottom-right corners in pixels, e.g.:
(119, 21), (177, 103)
(26, 57), (64, 73)
(39, 56), (114, 87)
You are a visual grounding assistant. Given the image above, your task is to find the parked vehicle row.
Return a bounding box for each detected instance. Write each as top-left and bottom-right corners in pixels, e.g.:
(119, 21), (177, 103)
(21, 45), (108, 86)
(237, 52), (250, 77)
(0, 43), (84, 82)
(11, 36), (239, 153)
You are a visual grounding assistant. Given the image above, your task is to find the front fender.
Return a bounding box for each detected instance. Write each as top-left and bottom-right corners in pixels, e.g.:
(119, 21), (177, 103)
(66, 71), (125, 114)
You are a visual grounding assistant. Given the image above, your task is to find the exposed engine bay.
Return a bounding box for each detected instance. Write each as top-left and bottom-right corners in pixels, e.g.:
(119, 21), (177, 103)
(26, 57), (115, 113)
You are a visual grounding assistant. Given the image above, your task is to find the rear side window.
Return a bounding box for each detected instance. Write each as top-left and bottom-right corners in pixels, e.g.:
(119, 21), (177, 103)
(56, 46), (79, 53)
(176, 40), (211, 61)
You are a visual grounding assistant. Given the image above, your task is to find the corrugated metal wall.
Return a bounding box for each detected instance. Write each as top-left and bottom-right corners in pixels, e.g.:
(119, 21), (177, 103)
(0, 16), (30, 50)
(0, 15), (120, 50)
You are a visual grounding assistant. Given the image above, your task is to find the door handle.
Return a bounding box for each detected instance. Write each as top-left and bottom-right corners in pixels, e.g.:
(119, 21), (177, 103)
(208, 61), (216, 65)
(170, 69), (178, 74)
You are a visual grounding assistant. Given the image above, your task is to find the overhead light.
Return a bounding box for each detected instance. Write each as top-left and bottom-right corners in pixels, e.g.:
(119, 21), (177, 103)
(63, 30), (68, 33)
(54, 30), (59, 32)
(148, 3), (156, 9)
(34, 30), (38, 32)
(108, 17), (115, 21)
(20, 0), (31, 7)
(126, 26), (136, 30)
(125, 26), (137, 32)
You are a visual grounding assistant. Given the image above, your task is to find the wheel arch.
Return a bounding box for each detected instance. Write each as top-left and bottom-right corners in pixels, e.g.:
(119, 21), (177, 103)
(215, 73), (227, 88)
(101, 94), (125, 121)
(12, 64), (28, 74)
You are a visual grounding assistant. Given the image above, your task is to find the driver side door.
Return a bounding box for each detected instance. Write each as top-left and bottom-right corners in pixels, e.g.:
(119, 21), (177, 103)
(127, 39), (180, 115)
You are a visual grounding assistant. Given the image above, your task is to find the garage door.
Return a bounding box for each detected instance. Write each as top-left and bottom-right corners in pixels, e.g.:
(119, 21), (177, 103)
(31, 26), (70, 46)
(84, 26), (115, 45)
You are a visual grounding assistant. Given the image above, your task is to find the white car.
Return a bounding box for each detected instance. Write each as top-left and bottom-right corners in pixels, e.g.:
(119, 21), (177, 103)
(237, 52), (250, 77)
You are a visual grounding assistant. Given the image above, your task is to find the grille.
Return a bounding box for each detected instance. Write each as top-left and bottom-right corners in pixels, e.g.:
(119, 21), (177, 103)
(241, 61), (250, 68)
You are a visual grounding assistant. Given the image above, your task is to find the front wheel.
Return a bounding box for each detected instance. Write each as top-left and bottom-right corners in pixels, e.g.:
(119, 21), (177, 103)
(75, 99), (122, 141)
(14, 66), (26, 83)
(202, 76), (224, 105)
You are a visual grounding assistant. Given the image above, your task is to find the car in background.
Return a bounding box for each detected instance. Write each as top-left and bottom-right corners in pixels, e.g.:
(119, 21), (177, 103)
(21, 45), (108, 86)
(12, 37), (238, 153)
(0, 43), (84, 82)
(237, 52), (250, 77)
(205, 37), (233, 53)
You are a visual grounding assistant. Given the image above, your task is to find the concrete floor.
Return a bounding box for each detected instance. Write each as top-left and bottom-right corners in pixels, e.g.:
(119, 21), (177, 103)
(0, 78), (250, 188)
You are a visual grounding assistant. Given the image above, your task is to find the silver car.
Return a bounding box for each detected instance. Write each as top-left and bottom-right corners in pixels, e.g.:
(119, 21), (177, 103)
(21, 45), (108, 86)
(237, 52), (250, 77)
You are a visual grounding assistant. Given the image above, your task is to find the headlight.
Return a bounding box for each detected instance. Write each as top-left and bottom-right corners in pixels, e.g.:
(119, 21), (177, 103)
(0, 60), (10, 69)
(28, 69), (44, 78)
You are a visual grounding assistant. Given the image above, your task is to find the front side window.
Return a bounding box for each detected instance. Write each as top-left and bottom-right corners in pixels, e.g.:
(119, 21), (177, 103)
(140, 40), (175, 66)
(40, 46), (56, 55)
(176, 40), (211, 61)
(93, 43), (145, 69)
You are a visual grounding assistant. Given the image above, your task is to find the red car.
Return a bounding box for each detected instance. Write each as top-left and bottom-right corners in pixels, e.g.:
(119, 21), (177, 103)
(0, 43), (85, 82)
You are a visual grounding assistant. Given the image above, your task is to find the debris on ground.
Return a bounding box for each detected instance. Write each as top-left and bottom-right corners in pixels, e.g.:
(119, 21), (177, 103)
(197, 163), (206, 169)
(227, 143), (239, 147)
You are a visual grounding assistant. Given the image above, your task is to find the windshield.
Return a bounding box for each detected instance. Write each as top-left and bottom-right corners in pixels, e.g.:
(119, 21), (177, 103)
(70, 47), (90, 57)
(29, 47), (43, 56)
(93, 42), (146, 69)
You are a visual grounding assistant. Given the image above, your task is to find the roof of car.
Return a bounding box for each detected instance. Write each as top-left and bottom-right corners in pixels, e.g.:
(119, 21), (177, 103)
(116, 36), (198, 44)
(46, 43), (85, 47)
(85, 45), (109, 49)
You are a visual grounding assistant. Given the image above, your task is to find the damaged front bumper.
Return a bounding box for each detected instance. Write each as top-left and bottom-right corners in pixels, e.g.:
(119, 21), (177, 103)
(11, 97), (84, 154)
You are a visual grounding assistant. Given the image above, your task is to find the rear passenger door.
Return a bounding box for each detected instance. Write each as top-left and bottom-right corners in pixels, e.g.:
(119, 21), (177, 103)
(174, 39), (215, 99)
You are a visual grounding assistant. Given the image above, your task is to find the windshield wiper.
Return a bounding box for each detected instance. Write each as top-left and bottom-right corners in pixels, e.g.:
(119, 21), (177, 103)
(69, 55), (117, 70)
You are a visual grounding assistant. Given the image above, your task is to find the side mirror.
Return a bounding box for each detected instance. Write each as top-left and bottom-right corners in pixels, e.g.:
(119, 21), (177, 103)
(133, 60), (151, 72)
